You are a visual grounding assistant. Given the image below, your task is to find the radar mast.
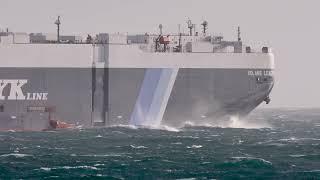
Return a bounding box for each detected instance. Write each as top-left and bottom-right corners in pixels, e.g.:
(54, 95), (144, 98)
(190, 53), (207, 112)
(201, 20), (208, 35)
(159, 24), (163, 35)
(54, 16), (61, 43)
(238, 26), (241, 42)
(187, 19), (193, 36)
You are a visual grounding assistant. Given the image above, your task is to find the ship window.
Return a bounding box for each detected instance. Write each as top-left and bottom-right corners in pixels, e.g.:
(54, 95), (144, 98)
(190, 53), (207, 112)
(0, 105), (4, 112)
(256, 77), (262, 83)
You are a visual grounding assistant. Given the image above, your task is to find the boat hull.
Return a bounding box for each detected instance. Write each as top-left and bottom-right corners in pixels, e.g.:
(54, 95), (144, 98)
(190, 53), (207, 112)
(0, 67), (274, 130)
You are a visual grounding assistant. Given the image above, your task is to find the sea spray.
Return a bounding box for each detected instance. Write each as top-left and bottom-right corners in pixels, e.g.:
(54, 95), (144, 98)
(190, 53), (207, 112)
(227, 115), (271, 129)
(180, 115), (271, 129)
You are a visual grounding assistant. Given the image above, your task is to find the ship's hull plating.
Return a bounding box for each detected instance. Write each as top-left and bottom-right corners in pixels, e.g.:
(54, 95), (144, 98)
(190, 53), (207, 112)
(0, 67), (273, 130)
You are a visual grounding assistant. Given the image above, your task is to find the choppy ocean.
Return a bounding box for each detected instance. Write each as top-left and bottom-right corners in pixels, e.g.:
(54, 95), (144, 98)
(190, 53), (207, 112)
(0, 108), (320, 179)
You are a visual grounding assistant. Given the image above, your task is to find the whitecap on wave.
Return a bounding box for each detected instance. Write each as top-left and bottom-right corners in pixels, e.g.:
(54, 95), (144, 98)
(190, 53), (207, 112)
(111, 123), (181, 132)
(171, 142), (182, 145)
(40, 167), (51, 171)
(289, 154), (306, 158)
(111, 131), (126, 134)
(110, 124), (138, 129)
(231, 156), (272, 165)
(124, 124), (180, 132)
(186, 145), (202, 149)
(279, 137), (320, 142)
(130, 145), (147, 149)
(0, 153), (32, 158)
(147, 125), (180, 132)
(39, 166), (98, 171)
(182, 121), (217, 128)
(305, 170), (320, 172)
(94, 163), (105, 167)
(78, 153), (126, 157)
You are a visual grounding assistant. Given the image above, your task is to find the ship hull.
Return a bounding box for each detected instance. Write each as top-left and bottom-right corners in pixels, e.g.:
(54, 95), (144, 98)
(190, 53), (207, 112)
(0, 67), (274, 130)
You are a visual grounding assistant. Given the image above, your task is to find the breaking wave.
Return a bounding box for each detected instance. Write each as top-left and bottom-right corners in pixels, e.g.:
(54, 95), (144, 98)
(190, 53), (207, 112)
(186, 145), (203, 149)
(230, 156), (272, 165)
(130, 145), (148, 149)
(111, 123), (180, 132)
(39, 165), (99, 171)
(109, 124), (138, 129)
(147, 125), (180, 132)
(0, 153), (33, 158)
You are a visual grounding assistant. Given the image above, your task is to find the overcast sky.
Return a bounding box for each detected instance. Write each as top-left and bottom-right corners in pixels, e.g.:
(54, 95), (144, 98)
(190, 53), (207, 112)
(0, 0), (319, 108)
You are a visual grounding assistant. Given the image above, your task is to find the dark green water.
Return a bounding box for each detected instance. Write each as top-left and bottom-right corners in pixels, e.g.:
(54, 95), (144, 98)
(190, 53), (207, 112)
(0, 108), (320, 179)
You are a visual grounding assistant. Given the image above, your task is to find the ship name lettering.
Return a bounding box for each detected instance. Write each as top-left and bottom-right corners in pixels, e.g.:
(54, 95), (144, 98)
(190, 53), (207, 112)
(248, 70), (262, 76)
(263, 70), (273, 76)
(0, 79), (48, 100)
(26, 93), (48, 100)
(248, 70), (273, 76)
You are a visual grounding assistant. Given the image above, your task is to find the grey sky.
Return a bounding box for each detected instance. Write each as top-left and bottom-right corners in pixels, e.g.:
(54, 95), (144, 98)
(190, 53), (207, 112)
(0, 0), (319, 108)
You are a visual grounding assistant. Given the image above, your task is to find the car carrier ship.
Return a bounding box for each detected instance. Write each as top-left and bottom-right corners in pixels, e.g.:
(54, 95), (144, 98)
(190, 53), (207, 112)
(0, 17), (274, 131)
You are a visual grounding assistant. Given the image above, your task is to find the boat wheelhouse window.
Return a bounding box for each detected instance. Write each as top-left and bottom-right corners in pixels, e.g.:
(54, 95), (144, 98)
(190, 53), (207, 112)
(256, 77), (263, 83)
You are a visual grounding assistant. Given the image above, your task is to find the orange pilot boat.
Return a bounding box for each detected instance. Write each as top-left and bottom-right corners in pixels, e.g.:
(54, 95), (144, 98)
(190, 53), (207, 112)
(48, 119), (75, 130)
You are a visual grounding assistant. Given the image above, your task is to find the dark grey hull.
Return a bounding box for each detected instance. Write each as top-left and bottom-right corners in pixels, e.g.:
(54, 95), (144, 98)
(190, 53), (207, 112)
(0, 68), (273, 130)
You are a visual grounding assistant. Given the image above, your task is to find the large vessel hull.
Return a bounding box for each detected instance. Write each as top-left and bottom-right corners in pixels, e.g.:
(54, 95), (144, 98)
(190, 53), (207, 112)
(0, 67), (273, 130)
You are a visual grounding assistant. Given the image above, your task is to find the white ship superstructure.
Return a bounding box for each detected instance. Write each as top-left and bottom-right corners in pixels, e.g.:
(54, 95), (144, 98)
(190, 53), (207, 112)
(0, 18), (274, 130)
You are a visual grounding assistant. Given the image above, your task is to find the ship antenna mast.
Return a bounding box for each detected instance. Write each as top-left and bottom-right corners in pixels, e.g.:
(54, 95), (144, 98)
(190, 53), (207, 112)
(187, 19), (193, 36)
(159, 24), (163, 35)
(55, 16), (61, 43)
(201, 20), (208, 35)
(237, 26), (241, 42)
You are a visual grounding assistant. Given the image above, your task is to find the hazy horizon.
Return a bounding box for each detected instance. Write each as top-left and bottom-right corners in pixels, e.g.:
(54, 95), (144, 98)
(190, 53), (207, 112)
(1, 0), (319, 108)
